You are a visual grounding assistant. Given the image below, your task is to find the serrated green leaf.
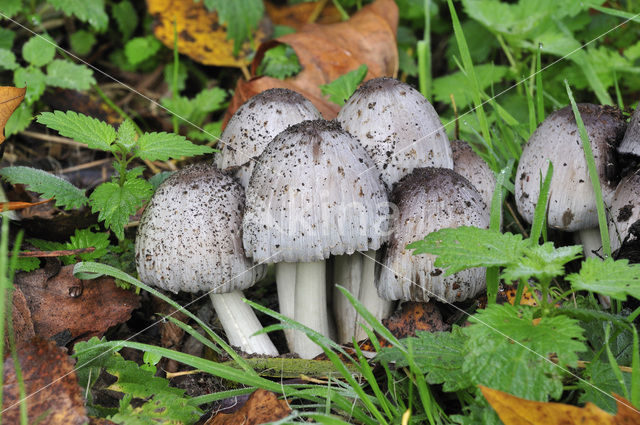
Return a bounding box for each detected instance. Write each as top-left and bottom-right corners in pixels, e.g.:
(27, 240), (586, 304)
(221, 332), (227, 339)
(0, 166), (88, 209)
(69, 30), (97, 56)
(256, 44), (302, 80)
(578, 356), (632, 413)
(116, 120), (137, 151)
(36, 111), (116, 152)
(14, 67), (46, 104)
(0, 0), (22, 18)
(46, 60), (96, 91)
(320, 64), (368, 106)
(68, 228), (110, 261)
(22, 34), (56, 67)
(13, 256), (40, 272)
(90, 178), (153, 240)
(201, 0), (264, 54)
(377, 326), (473, 392)
(191, 88), (227, 115)
(0, 48), (18, 70)
(110, 393), (201, 425)
(408, 226), (528, 274)
(464, 304), (586, 401)
(161, 88), (227, 127)
(567, 257), (640, 301)
(112, 1), (138, 41)
(136, 132), (213, 161)
(4, 103), (33, 137)
(49, 0), (108, 31)
(501, 243), (583, 282)
(124, 36), (161, 66)
(187, 120), (222, 143)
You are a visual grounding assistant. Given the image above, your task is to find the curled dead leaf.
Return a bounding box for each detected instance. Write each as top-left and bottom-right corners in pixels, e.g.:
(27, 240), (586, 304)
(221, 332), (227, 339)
(15, 264), (140, 341)
(265, 1), (343, 30)
(205, 388), (291, 425)
(481, 385), (640, 425)
(2, 337), (88, 425)
(0, 86), (26, 144)
(148, 0), (271, 68)
(224, 0), (398, 125)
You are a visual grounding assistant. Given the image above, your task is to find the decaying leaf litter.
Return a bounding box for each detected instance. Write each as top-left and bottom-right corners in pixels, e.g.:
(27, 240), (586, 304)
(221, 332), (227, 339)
(0, 0), (640, 424)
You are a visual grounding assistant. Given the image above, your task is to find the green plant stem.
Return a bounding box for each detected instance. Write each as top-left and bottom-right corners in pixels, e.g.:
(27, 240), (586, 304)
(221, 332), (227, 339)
(629, 306), (640, 323)
(172, 20), (180, 135)
(332, 0), (349, 20)
(565, 81), (611, 260)
(513, 278), (526, 306)
(417, 0), (431, 98)
(535, 45), (545, 124)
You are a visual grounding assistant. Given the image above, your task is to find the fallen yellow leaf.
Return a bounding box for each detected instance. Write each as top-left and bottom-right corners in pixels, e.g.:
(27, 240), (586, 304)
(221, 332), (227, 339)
(147, 0), (270, 68)
(0, 86), (26, 144)
(481, 385), (640, 425)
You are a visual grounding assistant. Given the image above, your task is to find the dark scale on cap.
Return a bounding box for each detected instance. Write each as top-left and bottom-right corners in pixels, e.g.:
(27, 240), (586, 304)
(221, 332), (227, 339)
(378, 167), (490, 303)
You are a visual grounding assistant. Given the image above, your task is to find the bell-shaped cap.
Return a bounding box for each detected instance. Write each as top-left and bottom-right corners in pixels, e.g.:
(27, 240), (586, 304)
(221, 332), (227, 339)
(337, 77), (453, 189)
(618, 101), (640, 157)
(515, 104), (626, 231)
(135, 164), (265, 294)
(243, 119), (389, 263)
(609, 170), (640, 254)
(451, 139), (496, 208)
(215, 88), (321, 188)
(378, 168), (490, 303)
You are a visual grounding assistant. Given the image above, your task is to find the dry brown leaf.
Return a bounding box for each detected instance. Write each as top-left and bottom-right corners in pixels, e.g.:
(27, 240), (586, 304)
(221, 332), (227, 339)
(16, 264), (140, 340)
(148, 0), (271, 68)
(265, 1), (343, 30)
(4, 286), (35, 356)
(205, 388), (291, 425)
(481, 385), (640, 425)
(383, 301), (449, 340)
(2, 337), (88, 425)
(0, 86), (26, 144)
(223, 0), (398, 124)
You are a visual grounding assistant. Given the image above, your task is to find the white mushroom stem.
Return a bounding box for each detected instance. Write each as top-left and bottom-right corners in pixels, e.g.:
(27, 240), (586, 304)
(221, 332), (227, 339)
(275, 262), (297, 351)
(209, 290), (279, 356)
(293, 260), (330, 359)
(333, 251), (393, 343)
(576, 228), (611, 308)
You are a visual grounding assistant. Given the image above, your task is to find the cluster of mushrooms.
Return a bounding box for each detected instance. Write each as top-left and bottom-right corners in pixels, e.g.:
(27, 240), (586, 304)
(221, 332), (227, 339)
(135, 77), (639, 359)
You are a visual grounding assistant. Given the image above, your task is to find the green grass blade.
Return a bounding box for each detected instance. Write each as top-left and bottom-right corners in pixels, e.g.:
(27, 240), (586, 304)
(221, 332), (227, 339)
(529, 163), (554, 244)
(536, 46), (545, 124)
(486, 162), (511, 304)
(417, 0), (431, 98)
(72, 262), (255, 375)
(604, 324), (630, 400)
(591, 5), (640, 23)
(189, 387), (256, 406)
(165, 316), (221, 354)
(632, 325), (640, 408)
(565, 81), (611, 258)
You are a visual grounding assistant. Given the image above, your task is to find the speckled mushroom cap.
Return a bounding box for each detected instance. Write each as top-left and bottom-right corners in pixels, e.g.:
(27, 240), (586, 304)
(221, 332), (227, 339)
(515, 104), (626, 231)
(215, 88), (322, 188)
(378, 168), (490, 303)
(243, 119), (389, 263)
(618, 101), (640, 157)
(451, 140), (496, 208)
(608, 170), (640, 253)
(135, 164), (265, 294)
(337, 77), (453, 189)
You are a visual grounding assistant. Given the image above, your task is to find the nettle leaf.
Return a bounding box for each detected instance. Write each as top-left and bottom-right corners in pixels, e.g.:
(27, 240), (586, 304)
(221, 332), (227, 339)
(191, 88), (227, 117)
(578, 356), (632, 413)
(136, 132), (213, 161)
(377, 326), (473, 392)
(0, 48), (18, 70)
(124, 36), (162, 66)
(110, 393), (201, 425)
(37, 111), (116, 152)
(116, 120), (138, 151)
(90, 178), (153, 240)
(112, 1), (138, 41)
(201, 0), (264, 54)
(0, 166), (88, 210)
(22, 34), (56, 67)
(408, 226), (528, 274)
(68, 228), (110, 261)
(46, 60), (96, 91)
(14, 67), (46, 104)
(256, 44), (302, 80)
(567, 257), (640, 301)
(48, 0), (108, 31)
(463, 304), (587, 401)
(13, 257), (40, 272)
(320, 64), (369, 106)
(501, 243), (583, 283)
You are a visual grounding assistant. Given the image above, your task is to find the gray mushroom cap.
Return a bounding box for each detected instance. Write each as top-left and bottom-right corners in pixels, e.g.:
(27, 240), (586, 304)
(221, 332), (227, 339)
(515, 104), (626, 232)
(618, 101), (640, 157)
(135, 164), (265, 294)
(451, 140), (496, 208)
(215, 88), (322, 188)
(337, 77), (453, 189)
(243, 119), (390, 264)
(378, 168), (490, 303)
(609, 170), (640, 253)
